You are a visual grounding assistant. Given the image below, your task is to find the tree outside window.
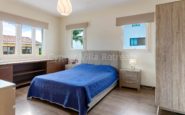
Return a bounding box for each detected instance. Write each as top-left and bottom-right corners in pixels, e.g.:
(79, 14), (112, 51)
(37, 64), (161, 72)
(71, 29), (84, 50)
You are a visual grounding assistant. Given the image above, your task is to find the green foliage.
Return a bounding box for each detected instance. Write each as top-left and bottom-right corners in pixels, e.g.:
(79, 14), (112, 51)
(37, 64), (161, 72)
(72, 29), (84, 44)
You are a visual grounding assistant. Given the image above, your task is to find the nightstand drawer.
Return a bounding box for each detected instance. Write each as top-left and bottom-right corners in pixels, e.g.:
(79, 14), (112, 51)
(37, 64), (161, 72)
(120, 72), (138, 81)
(124, 71), (138, 77)
(121, 81), (140, 89)
(122, 77), (139, 83)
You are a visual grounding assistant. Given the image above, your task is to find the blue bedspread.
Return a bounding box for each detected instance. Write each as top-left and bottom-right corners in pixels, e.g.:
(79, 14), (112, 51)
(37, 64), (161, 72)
(27, 64), (118, 115)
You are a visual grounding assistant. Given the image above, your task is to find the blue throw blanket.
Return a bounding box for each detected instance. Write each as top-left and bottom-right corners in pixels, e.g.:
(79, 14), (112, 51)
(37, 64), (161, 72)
(28, 64), (118, 115)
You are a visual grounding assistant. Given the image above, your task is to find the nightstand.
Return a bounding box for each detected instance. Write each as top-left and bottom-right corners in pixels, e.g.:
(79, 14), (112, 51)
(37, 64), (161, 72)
(119, 69), (141, 91)
(65, 64), (77, 70)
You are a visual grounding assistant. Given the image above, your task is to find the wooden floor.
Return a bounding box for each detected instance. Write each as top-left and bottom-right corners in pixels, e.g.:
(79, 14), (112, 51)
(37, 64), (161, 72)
(15, 86), (179, 115)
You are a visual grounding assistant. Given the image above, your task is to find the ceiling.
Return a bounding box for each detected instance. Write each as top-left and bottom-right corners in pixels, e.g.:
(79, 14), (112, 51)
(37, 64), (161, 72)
(17, 0), (136, 16)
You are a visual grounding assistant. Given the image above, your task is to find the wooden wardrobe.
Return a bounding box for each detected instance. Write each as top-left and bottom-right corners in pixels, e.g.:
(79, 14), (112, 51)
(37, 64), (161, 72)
(156, 0), (185, 114)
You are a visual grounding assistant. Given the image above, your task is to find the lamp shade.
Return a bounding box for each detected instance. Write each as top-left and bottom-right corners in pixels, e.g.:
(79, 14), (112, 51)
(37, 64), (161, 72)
(57, 0), (72, 16)
(129, 59), (137, 65)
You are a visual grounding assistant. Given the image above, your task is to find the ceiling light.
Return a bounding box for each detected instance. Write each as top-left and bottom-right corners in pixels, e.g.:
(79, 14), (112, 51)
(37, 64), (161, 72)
(57, 0), (72, 16)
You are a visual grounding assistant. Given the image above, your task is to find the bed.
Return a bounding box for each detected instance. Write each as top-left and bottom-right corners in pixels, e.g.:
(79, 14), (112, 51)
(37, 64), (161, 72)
(27, 51), (120, 115)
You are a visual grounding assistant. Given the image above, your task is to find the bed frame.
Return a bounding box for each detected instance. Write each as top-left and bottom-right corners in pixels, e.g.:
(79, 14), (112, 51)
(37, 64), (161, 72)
(28, 50), (120, 113)
(88, 81), (117, 111)
(81, 50), (120, 111)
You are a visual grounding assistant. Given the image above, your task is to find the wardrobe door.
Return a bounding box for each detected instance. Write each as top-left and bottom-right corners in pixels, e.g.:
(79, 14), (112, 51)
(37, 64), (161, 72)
(181, 0), (185, 112)
(156, 1), (185, 113)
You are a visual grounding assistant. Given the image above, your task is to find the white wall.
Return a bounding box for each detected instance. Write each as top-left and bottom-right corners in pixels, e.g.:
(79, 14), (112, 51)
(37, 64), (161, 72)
(60, 0), (157, 87)
(0, 0), (60, 61)
(0, 0), (178, 86)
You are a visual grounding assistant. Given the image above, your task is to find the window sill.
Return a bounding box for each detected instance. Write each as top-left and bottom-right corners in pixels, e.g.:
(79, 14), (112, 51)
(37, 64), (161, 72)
(122, 48), (151, 53)
(70, 48), (86, 51)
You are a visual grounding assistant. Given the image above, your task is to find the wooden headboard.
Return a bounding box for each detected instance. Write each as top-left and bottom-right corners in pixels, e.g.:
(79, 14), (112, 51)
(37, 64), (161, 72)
(81, 50), (120, 69)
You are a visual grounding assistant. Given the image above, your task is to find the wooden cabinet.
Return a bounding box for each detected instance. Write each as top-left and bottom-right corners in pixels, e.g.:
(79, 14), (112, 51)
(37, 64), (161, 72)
(119, 69), (141, 91)
(156, 0), (185, 114)
(47, 60), (67, 73)
(0, 80), (15, 115)
(0, 59), (68, 87)
(0, 65), (13, 82)
(13, 61), (47, 86)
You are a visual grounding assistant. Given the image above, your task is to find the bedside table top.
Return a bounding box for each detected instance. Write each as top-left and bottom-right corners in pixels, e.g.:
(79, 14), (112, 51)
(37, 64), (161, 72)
(119, 68), (141, 72)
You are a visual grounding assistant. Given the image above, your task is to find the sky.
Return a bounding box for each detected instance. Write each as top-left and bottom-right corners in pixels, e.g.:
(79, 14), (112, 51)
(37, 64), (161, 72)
(123, 23), (147, 49)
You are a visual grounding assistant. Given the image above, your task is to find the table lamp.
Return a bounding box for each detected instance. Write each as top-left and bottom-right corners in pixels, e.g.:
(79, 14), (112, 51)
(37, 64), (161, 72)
(129, 59), (137, 70)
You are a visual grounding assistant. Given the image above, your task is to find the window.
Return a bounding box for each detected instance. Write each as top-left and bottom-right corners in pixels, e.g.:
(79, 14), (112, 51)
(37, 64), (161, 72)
(21, 25), (32, 54)
(0, 22), (45, 56)
(130, 37), (145, 46)
(123, 23), (148, 49)
(35, 28), (43, 55)
(71, 29), (85, 50)
(2, 21), (16, 55)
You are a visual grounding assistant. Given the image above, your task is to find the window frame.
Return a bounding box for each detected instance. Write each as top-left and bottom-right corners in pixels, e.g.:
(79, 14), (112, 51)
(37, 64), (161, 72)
(34, 27), (45, 56)
(20, 24), (33, 56)
(0, 21), (46, 58)
(0, 21), (19, 57)
(122, 23), (152, 51)
(70, 28), (86, 50)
